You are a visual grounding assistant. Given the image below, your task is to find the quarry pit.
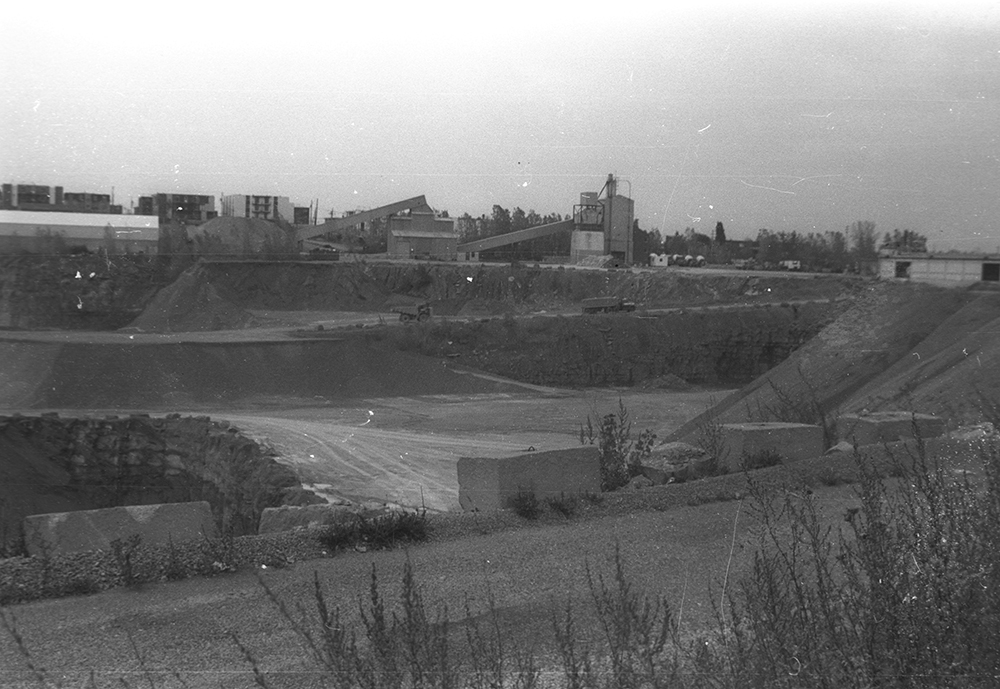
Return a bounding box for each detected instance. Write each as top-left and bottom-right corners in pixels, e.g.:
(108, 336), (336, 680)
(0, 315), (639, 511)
(0, 257), (865, 548)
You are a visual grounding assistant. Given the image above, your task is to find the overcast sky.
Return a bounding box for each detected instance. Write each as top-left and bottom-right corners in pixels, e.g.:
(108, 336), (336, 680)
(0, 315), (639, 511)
(3, 1), (998, 249)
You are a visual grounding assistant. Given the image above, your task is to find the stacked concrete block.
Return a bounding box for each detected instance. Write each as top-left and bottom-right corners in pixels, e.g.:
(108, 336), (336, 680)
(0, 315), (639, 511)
(837, 412), (945, 447)
(458, 447), (600, 512)
(719, 422), (824, 472)
(23, 501), (217, 556)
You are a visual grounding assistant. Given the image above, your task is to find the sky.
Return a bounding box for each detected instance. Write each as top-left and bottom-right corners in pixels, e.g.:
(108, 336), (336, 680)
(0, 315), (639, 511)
(2, 1), (999, 249)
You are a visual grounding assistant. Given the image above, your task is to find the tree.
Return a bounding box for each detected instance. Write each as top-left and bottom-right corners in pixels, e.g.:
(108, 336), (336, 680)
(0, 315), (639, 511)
(491, 205), (511, 236)
(715, 221), (727, 244)
(848, 220), (878, 262)
(879, 229), (928, 254)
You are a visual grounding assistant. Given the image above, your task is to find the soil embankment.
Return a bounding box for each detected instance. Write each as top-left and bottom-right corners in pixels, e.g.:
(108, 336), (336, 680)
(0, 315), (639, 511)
(0, 413), (315, 552)
(667, 282), (1000, 443)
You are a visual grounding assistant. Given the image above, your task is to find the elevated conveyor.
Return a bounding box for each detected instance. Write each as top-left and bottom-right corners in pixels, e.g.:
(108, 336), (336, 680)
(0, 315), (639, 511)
(456, 219), (574, 254)
(297, 195), (431, 242)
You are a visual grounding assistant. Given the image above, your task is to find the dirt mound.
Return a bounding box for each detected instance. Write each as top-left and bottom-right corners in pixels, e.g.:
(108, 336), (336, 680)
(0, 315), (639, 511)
(187, 217), (294, 257)
(666, 281), (996, 444)
(124, 264), (255, 332)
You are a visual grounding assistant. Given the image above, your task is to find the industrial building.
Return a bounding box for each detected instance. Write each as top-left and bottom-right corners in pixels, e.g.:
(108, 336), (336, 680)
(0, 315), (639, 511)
(0, 210), (159, 254)
(455, 174), (635, 265)
(137, 193), (217, 225)
(221, 194), (297, 223)
(880, 252), (1000, 287)
(2, 183), (122, 214)
(387, 211), (458, 260)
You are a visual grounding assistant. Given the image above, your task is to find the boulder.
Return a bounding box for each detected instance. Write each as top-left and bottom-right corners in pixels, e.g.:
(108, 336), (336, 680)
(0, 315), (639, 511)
(458, 447), (600, 512)
(720, 422), (824, 472)
(258, 503), (369, 535)
(825, 440), (856, 455)
(623, 474), (654, 491)
(837, 412), (945, 447)
(639, 443), (714, 484)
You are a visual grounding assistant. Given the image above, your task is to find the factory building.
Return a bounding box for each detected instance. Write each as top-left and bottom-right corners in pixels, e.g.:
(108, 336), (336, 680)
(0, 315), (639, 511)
(0, 210), (159, 254)
(137, 194), (217, 225)
(387, 211), (458, 260)
(879, 253), (1000, 287)
(569, 175), (634, 264)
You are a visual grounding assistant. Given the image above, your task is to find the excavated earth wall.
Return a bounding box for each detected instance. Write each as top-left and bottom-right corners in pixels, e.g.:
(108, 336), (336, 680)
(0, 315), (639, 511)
(368, 301), (840, 387)
(0, 255), (170, 330)
(0, 413), (315, 552)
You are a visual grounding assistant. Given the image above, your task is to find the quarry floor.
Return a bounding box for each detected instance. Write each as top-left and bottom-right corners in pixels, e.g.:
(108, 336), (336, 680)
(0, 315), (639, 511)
(16, 386), (724, 513)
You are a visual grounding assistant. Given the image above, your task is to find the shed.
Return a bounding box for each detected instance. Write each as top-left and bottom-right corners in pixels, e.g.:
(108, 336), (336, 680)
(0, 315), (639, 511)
(878, 252), (1000, 287)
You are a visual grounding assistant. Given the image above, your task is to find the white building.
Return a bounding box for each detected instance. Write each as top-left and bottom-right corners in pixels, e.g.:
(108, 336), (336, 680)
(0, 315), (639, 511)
(0, 210), (159, 254)
(221, 195), (294, 223)
(879, 252), (1000, 286)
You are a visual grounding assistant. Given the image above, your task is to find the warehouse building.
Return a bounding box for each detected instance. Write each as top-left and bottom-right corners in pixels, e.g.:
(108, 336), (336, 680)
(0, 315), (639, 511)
(879, 252), (1000, 287)
(0, 210), (160, 254)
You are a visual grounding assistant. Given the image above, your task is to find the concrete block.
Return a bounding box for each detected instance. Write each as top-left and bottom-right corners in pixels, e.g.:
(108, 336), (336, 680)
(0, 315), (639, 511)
(719, 422), (824, 472)
(23, 501), (217, 557)
(837, 412), (945, 447)
(458, 447), (600, 512)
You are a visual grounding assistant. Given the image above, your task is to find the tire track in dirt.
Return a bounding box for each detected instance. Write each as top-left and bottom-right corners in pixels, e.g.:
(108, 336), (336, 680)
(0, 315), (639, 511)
(222, 415), (551, 511)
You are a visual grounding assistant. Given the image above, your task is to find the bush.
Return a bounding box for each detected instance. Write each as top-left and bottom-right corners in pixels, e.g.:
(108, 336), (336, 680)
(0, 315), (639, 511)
(507, 490), (542, 520)
(546, 493), (579, 518)
(318, 509), (430, 553)
(739, 448), (783, 471)
(582, 399), (656, 492)
(707, 439), (1000, 687)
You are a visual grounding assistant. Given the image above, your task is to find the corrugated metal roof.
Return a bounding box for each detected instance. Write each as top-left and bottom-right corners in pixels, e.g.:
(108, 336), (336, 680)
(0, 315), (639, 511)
(0, 210), (159, 241)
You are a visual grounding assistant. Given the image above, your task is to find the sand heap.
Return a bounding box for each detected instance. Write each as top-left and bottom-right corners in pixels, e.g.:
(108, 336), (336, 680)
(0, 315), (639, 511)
(124, 263), (254, 332)
(187, 216), (295, 257)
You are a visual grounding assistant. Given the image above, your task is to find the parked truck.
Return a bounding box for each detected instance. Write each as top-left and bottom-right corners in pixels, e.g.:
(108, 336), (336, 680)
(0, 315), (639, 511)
(581, 297), (637, 314)
(393, 302), (432, 323)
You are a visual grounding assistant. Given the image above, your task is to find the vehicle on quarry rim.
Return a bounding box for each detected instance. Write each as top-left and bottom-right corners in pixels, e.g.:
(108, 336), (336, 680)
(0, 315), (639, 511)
(393, 302), (432, 323)
(581, 296), (637, 314)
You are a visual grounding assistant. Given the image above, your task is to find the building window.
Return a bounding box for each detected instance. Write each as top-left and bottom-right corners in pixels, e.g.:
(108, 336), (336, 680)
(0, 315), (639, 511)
(983, 263), (1000, 282)
(895, 261), (911, 279)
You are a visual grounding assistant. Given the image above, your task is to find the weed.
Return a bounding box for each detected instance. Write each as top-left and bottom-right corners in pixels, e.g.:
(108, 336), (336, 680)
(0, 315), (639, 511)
(584, 543), (681, 688)
(695, 396), (729, 475)
(110, 533), (143, 588)
(198, 532), (239, 575)
(164, 535), (187, 581)
(739, 448), (783, 471)
(507, 490), (542, 520)
(815, 464), (847, 487)
(318, 509), (431, 553)
(546, 493), (579, 518)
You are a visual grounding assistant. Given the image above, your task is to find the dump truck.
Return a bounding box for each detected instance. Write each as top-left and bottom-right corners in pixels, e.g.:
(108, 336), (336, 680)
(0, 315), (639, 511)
(393, 302), (432, 323)
(581, 297), (637, 314)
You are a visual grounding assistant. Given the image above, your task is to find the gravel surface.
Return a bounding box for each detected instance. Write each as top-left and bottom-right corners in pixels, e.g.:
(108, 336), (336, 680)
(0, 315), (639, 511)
(0, 459), (865, 688)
